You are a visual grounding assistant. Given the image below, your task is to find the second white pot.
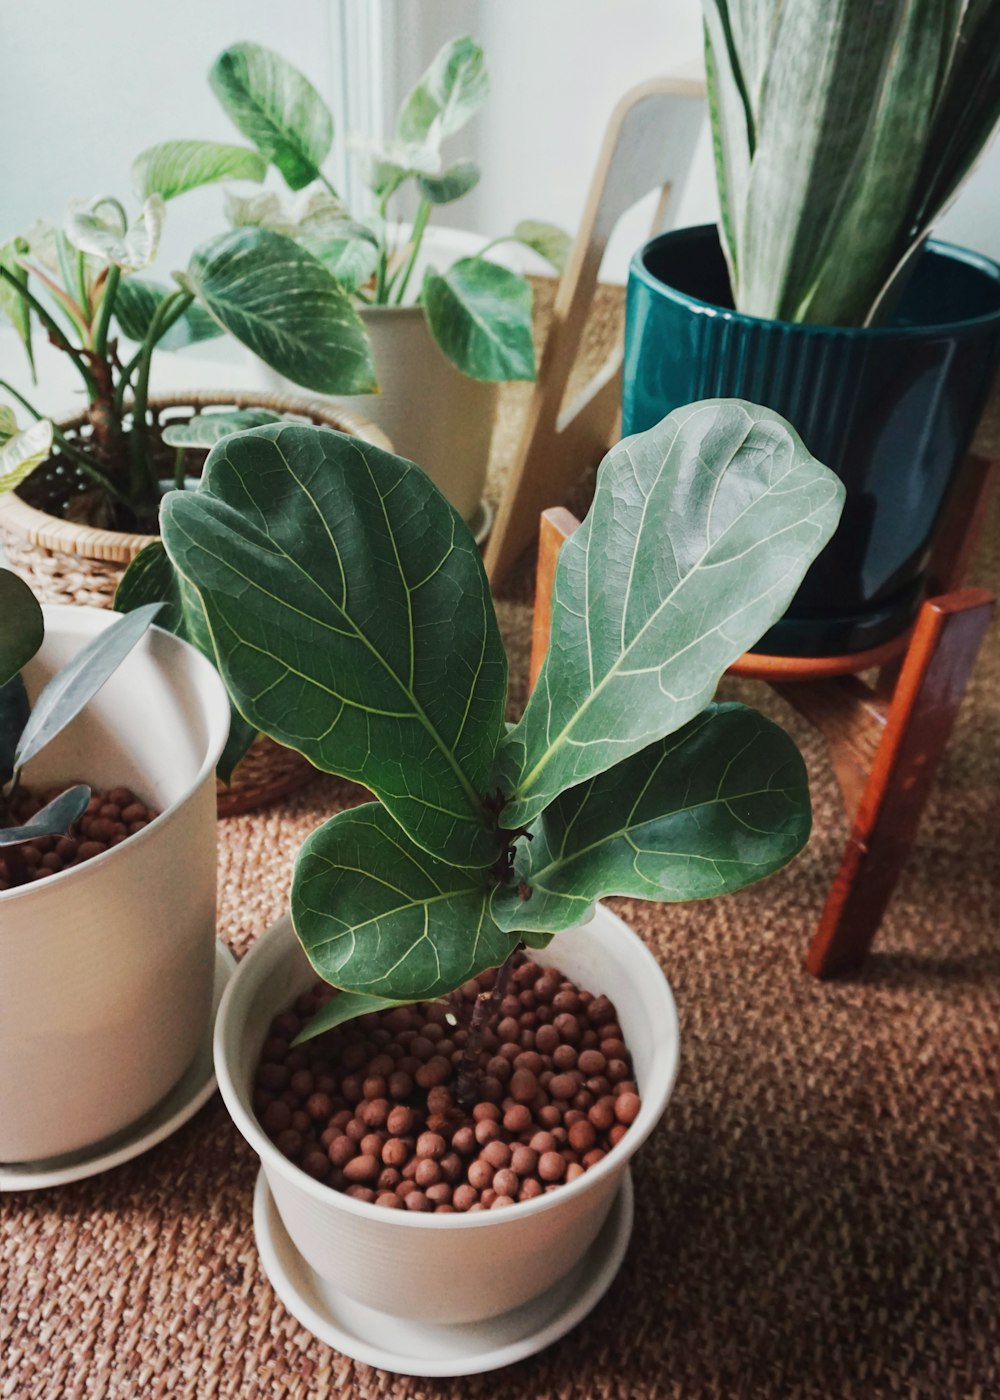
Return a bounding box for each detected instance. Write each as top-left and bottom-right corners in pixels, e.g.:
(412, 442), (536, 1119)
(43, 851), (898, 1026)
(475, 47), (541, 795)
(214, 903), (680, 1326)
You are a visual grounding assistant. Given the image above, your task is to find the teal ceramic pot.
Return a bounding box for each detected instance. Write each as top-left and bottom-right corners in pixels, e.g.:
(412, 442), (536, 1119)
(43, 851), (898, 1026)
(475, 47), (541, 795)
(623, 225), (1000, 655)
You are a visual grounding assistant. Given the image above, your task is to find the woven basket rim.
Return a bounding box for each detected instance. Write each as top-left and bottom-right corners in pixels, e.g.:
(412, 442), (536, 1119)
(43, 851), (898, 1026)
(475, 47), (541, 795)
(0, 389), (391, 564)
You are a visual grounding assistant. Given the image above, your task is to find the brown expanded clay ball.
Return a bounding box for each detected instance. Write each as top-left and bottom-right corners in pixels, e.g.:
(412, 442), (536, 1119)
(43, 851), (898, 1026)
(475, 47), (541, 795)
(252, 951), (642, 1214)
(0, 785), (160, 889)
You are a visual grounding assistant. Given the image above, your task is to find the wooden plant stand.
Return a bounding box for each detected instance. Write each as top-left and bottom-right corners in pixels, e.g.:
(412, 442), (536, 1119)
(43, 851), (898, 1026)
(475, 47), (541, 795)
(529, 473), (996, 977)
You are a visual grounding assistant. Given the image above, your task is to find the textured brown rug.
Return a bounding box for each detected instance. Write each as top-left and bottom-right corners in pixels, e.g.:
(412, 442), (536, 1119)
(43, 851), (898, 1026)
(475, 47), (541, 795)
(2, 286), (998, 1399)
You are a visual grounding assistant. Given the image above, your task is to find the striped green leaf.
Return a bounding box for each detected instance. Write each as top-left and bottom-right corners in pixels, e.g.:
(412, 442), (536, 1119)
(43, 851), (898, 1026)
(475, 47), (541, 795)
(132, 140), (266, 201)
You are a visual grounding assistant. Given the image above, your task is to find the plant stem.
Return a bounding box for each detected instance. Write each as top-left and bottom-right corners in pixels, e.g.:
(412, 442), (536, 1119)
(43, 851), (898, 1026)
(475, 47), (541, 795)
(91, 265), (120, 361)
(128, 291), (193, 505)
(113, 347), (144, 413)
(391, 198), (431, 307)
(75, 251), (92, 325)
(455, 950), (520, 1108)
(173, 446), (186, 490)
(0, 267), (98, 399)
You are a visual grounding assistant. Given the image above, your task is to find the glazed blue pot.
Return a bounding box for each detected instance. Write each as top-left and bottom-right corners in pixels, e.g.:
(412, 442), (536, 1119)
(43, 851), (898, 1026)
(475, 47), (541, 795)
(623, 225), (1000, 655)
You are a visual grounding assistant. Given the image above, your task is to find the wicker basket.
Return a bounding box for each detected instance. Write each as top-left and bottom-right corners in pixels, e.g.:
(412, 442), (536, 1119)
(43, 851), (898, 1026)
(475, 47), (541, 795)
(0, 390), (391, 816)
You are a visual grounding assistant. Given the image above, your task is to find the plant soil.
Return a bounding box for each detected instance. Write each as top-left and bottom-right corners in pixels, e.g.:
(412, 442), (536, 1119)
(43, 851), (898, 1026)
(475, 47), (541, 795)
(254, 951), (642, 1212)
(0, 786), (160, 891)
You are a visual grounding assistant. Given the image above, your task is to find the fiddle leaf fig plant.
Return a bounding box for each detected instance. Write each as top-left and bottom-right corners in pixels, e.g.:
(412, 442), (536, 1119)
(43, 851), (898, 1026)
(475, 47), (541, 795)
(139, 35), (568, 384)
(155, 400), (844, 1038)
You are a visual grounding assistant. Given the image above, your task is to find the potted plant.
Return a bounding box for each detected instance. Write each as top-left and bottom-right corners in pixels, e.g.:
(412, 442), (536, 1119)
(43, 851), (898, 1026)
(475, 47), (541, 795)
(623, 2), (1000, 655)
(145, 35), (568, 528)
(0, 184), (388, 608)
(0, 569), (230, 1162)
(140, 399), (842, 1349)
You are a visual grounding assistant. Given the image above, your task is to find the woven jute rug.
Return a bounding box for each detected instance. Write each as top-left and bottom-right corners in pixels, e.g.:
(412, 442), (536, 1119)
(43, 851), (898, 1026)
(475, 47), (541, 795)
(2, 285), (998, 1399)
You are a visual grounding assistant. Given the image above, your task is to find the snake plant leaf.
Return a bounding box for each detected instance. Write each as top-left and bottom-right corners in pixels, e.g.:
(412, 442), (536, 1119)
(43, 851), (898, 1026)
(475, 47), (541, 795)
(14, 603), (162, 772)
(422, 260), (535, 382)
(492, 703), (811, 935)
(418, 160), (481, 206)
(132, 140), (267, 201)
(397, 36), (489, 149)
(65, 195), (165, 273)
(0, 418), (53, 495)
(115, 542), (254, 782)
(160, 408), (284, 449)
(210, 42), (334, 192)
(0, 676), (30, 787)
(0, 785), (90, 848)
(292, 802), (516, 1000)
(182, 228), (376, 394)
(512, 220), (572, 274)
(0, 239), (34, 375)
(0, 569), (43, 687)
(294, 989), (412, 1046)
(114, 277), (222, 349)
(160, 424), (508, 866)
(499, 400), (845, 827)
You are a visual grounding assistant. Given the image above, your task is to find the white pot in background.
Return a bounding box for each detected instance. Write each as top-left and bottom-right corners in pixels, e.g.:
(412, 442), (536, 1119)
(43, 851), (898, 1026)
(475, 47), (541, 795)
(0, 606), (230, 1162)
(214, 904), (680, 1326)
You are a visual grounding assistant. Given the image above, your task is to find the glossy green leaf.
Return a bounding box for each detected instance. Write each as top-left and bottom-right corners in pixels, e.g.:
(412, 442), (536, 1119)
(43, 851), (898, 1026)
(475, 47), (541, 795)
(512, 220), (572, 274)
(422, 259), (535, 382)
(292, 803), (516, 999)
(0, 785), (90, 848)
(132, 140), (267, 201)
(0, 238), (34, 374)
(0, 418), (54, 495)
(182, 227), (376, 394)
(0, 569), (43, 687)
(210, 42), (334, 191)
(492, 703), (811, 934)
(397, 36), (489, 148)
(0, 676), (30, 787)
(115, 542), (254, 783)
(65, 195), (165, 272)
(114, 276), (222, 349)
(418, 160), (481, 205)
(14, 603), (162, 772)
(294, 989), (411, 1045)
(159, 425), (508, 865)
(499, 400), (845, 827)
(160, 408), (284, 449)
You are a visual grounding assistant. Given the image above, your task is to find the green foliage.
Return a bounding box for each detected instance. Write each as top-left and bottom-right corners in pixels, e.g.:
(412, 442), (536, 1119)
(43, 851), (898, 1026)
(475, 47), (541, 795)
(704, 0), (1000, 324)
(132, 140), (267, 201)
(157, 401), (844, 1032)
(0, 415), (53, 496)
(0, 570), (43, 687)
(422, 259), (536, 381)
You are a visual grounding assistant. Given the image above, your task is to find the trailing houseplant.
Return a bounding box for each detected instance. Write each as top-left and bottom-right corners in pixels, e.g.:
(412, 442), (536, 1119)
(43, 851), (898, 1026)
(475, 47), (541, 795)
(622, 3), (1000, 656)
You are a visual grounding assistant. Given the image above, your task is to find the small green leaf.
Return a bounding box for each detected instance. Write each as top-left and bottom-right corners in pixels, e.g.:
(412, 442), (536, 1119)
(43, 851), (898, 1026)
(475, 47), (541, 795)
(292, 803), (515, 999)
(492, 704), (811, 934)
(160, 408), (284, 449)
(422, 260), (536, 382)
(160, 424), (508, 866)
(0, 406), (17, 444)
(499, 400), (845, 827)
(294, 990), (411, 1045)
(15, 603), (162, 772)
(0, 239), (34, 374)
(132, 140), (267, 201)
(114, 277), (222, 349)
(65, 196), (165, 272)
(513, 220), (572, 274)
(224, 189), (290, 232)
(0, 569), (43, 688)
(0, 418), (54, 495)
(183, 227), (376, 394)
(210, 42), (334, 192)
(418, 160), (480, 205)
(397, 36), (489, 148)
(0, 676), (30, 787)
(115, 543), (254, 783)
(301, 217), (381, 293)
(0, 785), (90, 848)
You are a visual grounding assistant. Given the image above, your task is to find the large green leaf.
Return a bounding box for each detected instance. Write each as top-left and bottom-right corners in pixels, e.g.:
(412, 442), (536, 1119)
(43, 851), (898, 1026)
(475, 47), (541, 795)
(182, 227), (376, 394)
(418, 159), (480, 206)
(0, 418), (54, 495)
(65, 195), (165, 272)
(14, 603), (162, 773)
(159, 425), (508, 866)
(492, 703), (811, 935)
(397, 35), (489, 149)
(210, 42), (334, 191)
(0, 676), (30, 787)
(132, 140), (267, 201)
(0, 569), (43, 688)
(292, 802), (515, 999)
(114, 277), (222, 349)
(499, 400), (845, 827)
(0, 785), (90, 848)
(422, 259), (535, 382)
(116, 543), (254, 783)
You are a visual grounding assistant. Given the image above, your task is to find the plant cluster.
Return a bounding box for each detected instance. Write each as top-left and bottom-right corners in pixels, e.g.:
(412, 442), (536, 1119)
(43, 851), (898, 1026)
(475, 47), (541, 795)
(123, 398), (845, 1038)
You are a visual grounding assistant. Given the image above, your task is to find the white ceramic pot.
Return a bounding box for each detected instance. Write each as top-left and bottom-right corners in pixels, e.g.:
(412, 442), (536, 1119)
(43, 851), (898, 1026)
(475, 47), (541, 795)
(0, 606), (230, 1162)
(214, 903), (679, 1325)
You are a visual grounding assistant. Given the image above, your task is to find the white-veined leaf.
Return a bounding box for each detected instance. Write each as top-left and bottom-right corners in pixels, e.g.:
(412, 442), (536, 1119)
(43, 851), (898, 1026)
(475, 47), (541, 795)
(132, 140), (267, 201)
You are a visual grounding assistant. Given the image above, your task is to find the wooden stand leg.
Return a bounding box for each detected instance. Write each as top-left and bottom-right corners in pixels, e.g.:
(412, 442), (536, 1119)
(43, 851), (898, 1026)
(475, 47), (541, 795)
(806, 588), (995, 977)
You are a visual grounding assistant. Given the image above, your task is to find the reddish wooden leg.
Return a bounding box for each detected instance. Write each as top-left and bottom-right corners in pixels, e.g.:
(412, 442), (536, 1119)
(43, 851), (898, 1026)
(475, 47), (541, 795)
(806, 588), (995, 977)
(529, 508), (579, 691)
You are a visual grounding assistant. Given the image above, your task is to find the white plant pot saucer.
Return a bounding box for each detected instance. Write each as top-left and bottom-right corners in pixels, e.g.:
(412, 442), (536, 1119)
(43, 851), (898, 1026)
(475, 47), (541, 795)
(253, 1165), (634, 1378)
(0, 941), (235, 1191)
(469, 498), (494, 547)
